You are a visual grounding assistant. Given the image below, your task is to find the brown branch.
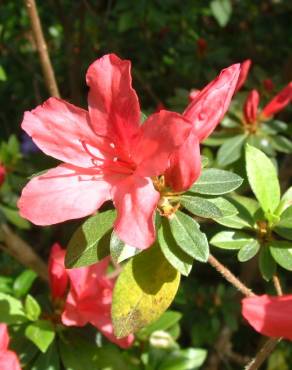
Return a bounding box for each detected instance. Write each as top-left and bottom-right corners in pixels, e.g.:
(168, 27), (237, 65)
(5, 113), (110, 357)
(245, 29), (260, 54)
(24, 0), (60, 97)
(0, 224), (48, 281)
(244, 338), (281, 370)
(272, 275), (283, 296)
(208, 254), (255, 297)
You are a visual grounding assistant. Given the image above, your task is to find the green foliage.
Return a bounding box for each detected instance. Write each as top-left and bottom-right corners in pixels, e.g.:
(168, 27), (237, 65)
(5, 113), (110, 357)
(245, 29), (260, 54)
(25, 320), (55, 353)
(24, 294), (41, 321)
(210, 0), (232, 27)
(112, 244), (180, 338)
(0, 292), (27, 324)
(169, 211), (209, 262)
(216, 134), (247, 167)
(65, 210), (116, 268)
(210, 230), (255, 250)
(245, 144), (281, 217)
(110, 231), (140, 264)
(158, 218), (193, 276)
(190, 169), (243, 195)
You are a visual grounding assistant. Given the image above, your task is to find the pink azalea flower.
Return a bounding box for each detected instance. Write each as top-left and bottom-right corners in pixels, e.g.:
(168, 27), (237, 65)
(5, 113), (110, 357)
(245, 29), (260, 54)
(48, 243), (68, 300)
(0, 324), (21, 370)
(48, 244), (133, 348)
(18, 54), (191, 250)
(242, 83), (292, 125)
(61, 257), (133, 349)
(234, 59), (252, 93)
(242, 294), (292, 340)
(165, 63), (241, 191)
(188, 89), (200, 102)
(0, 164), (6, 187)
(243, 89), (260, 124)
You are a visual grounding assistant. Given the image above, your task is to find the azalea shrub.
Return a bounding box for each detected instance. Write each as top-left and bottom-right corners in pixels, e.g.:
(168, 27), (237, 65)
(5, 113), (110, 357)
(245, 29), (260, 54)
(2, 2), (292, 370)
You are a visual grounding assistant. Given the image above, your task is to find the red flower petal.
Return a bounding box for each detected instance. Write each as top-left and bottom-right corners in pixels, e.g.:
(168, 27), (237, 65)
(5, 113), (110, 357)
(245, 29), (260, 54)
(62, 259), (134, 348)
(134, 110), (192, 177)
(0, 324), (21, 370)
(262, 82), (292, 118)
(66, 257), (110, 299)
(165, 131), (201, 191)
(112, 175), (160, 249)
(242, 294), (292, 340)
(0, 351), (22, 370)
(183, 63), (240, 142)
(18, 164), (111, 225)
(243, 90), (260, 124)
(86, 54), (141, 150)
(22, 97), (98, 168)
(0, 324), (9, 351)
(48, 243), (68, 300)
(235, 59), (252, 93)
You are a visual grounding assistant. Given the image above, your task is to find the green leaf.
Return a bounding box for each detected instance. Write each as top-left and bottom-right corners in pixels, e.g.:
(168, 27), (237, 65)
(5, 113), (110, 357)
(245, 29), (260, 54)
(245, 144), (280, 215)
(280, 186), (292, 212)
(0, 205), (30, 229)
(214, 194), (260, 229)
(25, 294), (41, 321)
(190, 169), (243, 195)
(65, 210), (115, 268)
(158, 218), (193, 276)
(13, 270), (37, 298)
(247, 135), (276, 157)
(0, 292), (27, 324)
(217, 134), (246, 167)
(268, 120), (288, 133)
(210, 231), (255, 250)
(271, 135), (292, 153)
(0, 65), (7, 81)
(274, 206), (292, 240)
(237, 240), (260, 262)
(259, 247), (276, 281)
(207, 197), (238, 218)
(210, 0), (232, 27)
(138, 310), (182, 339)
(112, 244), (180, 338)
(180, 195), (222, 218)
(169, 211), (209, 262)
(201, 155), (209, 168)
(158, 348), (207, 370)
(31, 342), (60, 370)
(110, 231), (140, 264)
(269, 241), (292, 271)
(204, 131), (235, 147)
(25, 320), (55, 353)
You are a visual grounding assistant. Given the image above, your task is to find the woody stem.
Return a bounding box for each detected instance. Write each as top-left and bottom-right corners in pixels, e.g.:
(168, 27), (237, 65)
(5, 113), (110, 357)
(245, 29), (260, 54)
(24, 0), (60, 97)
(208, 253), (254, 297)
(0, 223), (48, 281)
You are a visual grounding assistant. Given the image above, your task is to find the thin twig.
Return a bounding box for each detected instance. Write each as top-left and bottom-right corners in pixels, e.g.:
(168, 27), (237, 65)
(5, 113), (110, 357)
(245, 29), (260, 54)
(0, 224), (48, 281)
(208, 254), (255, 297)
(244, 338), (281, 370)
(272, 275), (283, 296)
(24, 0), (60, 97)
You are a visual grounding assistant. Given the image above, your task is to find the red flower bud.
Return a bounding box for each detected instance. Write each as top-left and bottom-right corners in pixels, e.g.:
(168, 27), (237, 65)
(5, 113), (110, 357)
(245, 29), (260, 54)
(263, 78), (274, 93)
(262, 82), (292, 118)
(243, 90), (260, 124)
(197, 38), (207, 56)
(0, 165), (6, 187)
(235, 59), (252, 93)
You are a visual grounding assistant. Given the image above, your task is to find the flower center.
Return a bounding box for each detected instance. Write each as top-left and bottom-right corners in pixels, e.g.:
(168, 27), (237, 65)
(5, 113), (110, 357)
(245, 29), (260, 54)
(152, 176), (182, 217)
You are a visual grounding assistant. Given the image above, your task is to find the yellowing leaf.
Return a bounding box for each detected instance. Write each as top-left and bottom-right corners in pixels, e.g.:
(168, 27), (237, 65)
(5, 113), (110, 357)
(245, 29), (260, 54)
(112, 244), (180, 338)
